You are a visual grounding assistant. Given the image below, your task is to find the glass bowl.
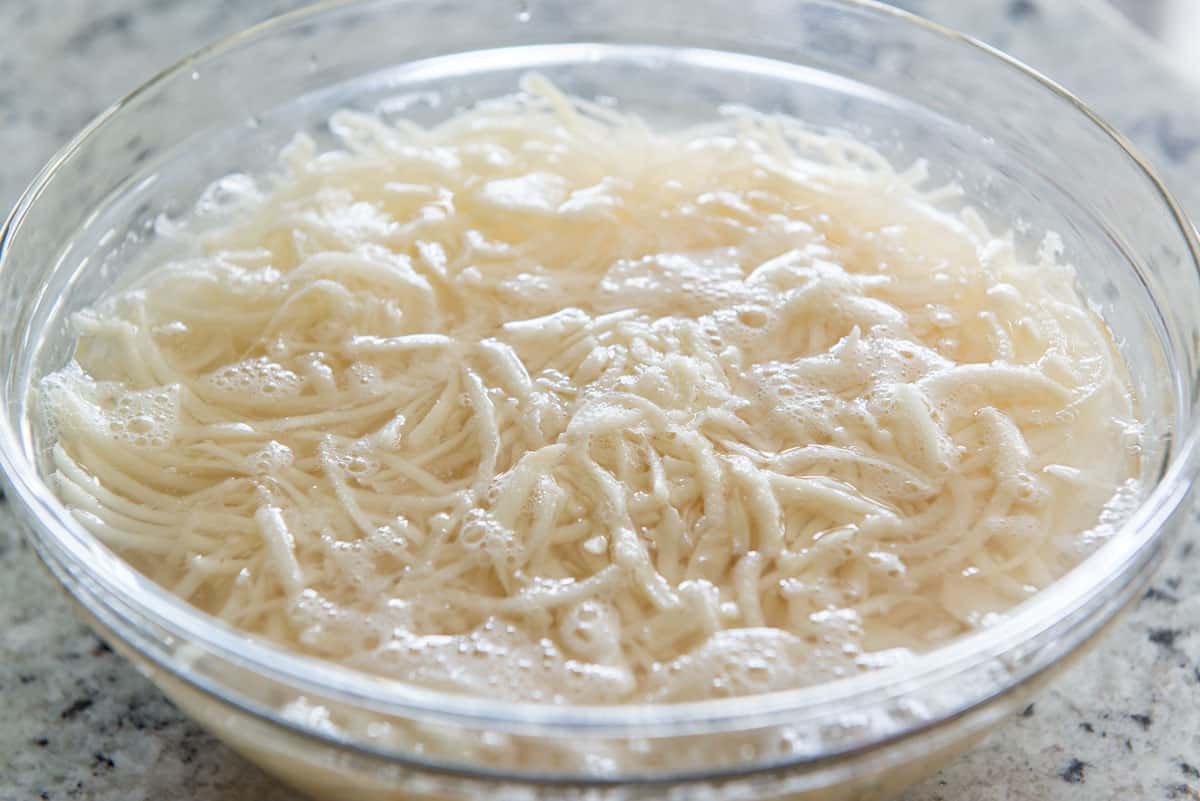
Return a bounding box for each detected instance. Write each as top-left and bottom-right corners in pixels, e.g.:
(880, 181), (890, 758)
(2, 1), (1198, 799)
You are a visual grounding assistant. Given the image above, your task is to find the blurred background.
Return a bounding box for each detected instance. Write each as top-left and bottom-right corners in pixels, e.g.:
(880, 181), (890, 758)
(1109, 0), (1200, 77)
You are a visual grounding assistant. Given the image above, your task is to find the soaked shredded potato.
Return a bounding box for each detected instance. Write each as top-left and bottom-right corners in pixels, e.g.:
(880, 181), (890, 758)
(42, 76), (1140, 704)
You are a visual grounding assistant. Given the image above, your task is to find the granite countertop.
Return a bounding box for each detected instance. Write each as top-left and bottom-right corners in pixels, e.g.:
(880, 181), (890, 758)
(1, 1), (1198, 799)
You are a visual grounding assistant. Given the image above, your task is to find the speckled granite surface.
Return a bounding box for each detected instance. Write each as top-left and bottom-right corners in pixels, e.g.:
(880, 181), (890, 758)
(1, 1), (1199, 799)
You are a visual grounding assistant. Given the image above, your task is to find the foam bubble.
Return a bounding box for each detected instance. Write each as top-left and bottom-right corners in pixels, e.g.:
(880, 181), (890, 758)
(206, 357), (303, 400)
(103, 386), (179, 450)
(245, 441), (294, 475)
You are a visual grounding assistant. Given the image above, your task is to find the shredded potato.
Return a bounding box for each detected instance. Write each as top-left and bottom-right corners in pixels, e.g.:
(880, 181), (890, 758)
(42, 76), (1140, 704)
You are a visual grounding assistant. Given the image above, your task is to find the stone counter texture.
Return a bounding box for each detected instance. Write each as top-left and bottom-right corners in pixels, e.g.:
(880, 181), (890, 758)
(1, 1), (1198, 799)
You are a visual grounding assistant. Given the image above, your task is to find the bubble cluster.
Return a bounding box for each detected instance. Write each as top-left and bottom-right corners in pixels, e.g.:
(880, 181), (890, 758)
(353, 618), (634, 704)
(244, 440), (294, 475)
(98, 386), (179, 450)
(206, 356), (303, 400)
(649, 629), (846, 701)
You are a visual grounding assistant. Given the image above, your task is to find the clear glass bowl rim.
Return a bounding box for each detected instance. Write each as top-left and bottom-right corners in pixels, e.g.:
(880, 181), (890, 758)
(1, 0), (1198, 777)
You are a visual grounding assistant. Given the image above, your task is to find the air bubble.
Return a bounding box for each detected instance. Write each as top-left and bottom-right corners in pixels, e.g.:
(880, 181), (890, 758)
(206, 357), (302, 400)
